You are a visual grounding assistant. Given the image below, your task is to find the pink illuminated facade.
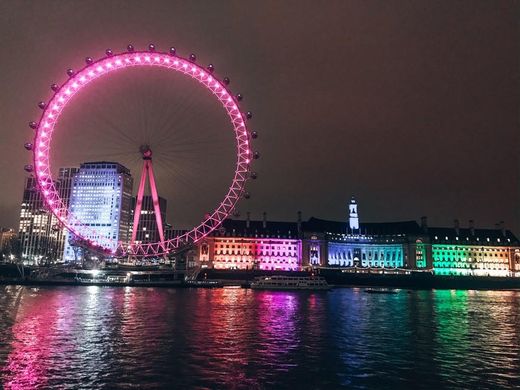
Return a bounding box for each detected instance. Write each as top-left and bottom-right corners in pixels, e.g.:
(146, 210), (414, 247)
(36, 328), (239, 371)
(199, 217), (302, 271)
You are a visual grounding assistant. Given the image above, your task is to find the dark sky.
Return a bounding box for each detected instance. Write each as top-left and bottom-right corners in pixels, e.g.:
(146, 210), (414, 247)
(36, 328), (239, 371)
(0, 1), (519, 232)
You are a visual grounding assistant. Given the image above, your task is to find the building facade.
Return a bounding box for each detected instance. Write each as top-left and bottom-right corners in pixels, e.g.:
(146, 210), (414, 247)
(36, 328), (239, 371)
(0, 228), (17, 261)
(18, 176), (62, 264)
(54, 168), (80, 259)
(301, 217), (426, 270)
(198, 216), (302, 271)
(428, 223), (519, 277)
(195, 199), (520, 277)
(131, 195), (167, 244)
(63, 162), (133, 261)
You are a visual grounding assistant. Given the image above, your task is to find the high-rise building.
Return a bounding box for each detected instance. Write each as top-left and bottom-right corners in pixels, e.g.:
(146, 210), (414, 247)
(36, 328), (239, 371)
(18, 169), (79, 265)
(131, 195), (167, 244)
(54, 167), (79, 259)
(63, 162), (133, 261)
(18, 177), (60, 264)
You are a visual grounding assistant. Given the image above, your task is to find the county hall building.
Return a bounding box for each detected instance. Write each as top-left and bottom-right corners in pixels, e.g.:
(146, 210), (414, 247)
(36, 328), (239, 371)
(197, 198), (520, 277)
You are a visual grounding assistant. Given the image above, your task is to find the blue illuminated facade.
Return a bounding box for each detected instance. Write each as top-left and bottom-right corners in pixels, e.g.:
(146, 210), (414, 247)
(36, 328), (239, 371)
(301, 198), (428, 270)
(63, 162), (133, 261)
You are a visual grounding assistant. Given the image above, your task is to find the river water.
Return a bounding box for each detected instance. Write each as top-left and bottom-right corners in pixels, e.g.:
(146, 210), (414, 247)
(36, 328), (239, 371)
(0, 286), (518, 389)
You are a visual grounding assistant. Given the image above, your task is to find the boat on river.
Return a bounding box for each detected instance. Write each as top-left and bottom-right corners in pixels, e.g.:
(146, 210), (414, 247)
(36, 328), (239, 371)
(364, 288), (399, 294)
(250, 275), (331, 290)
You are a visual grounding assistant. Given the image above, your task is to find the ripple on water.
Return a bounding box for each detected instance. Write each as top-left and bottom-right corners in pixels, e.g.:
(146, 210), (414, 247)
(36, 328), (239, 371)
(0, 287), (519, 389)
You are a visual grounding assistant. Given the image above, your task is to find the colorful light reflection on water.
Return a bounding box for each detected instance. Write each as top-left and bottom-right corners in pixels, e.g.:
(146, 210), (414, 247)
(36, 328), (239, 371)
(0, 286), (519, 389)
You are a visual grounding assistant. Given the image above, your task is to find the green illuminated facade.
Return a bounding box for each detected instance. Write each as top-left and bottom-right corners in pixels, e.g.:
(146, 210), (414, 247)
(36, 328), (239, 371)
(428, 223), (519, 276)
(431, 244), (512, 276)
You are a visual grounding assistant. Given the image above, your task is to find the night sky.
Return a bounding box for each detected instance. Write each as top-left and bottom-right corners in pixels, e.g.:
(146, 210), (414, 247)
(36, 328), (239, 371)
(0, 1), (518, 232)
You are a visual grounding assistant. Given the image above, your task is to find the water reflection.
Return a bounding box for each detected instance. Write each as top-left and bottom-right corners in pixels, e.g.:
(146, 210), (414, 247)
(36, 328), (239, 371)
(257, 292), (300, 367)
(433, 290), (520, 389)
(0, 287), (519, 389)
(3, 288), (60, 389)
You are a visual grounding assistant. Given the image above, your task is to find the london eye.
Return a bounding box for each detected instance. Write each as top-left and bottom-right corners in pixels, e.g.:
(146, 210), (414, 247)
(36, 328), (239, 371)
(23, 44), (259, 258)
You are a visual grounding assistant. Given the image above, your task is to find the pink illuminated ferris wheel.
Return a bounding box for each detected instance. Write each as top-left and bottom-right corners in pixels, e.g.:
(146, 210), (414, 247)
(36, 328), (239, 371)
(24, 44), (259, 257)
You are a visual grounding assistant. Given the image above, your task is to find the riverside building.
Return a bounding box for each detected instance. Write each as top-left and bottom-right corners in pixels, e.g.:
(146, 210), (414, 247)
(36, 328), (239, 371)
(63, 162), (133, 261)
(301, 198), (427, 270)
(18, 168), (78, 264)
(0, 228), (17, 260)
(427, 220), (520, 277)
(196, 198), (520, 277)
(199, 213), (302, 271)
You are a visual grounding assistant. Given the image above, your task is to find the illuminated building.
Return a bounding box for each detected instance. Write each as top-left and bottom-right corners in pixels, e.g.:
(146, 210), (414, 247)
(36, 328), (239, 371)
(195, 199), (520, 277)
(427, 220), (519, 277)
(18, 169), (80, 264)
(63, 162), (133, 261)
(303, 218), (425, 269)
(0, 228), (17, 258)
(131, 195), (167, 244)
(53, 168), (80, 259)
(198, 213), (302, 271)
(18, 176), (61, 264)
(301, 197), (427, 270)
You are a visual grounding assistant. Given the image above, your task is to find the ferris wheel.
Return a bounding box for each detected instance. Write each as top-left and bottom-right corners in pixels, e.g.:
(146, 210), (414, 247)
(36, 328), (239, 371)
(24, 43), (259, 258)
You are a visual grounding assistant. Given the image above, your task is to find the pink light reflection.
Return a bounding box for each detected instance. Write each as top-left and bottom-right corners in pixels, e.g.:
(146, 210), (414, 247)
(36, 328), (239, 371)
(2, 301), (58, 389)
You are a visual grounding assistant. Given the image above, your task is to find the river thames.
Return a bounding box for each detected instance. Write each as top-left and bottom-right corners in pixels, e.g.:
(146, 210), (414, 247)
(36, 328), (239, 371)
(0, 286), (518, 389)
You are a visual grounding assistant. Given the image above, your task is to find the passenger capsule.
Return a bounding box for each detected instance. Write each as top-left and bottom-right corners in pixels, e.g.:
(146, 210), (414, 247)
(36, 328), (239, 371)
(189, 53), (196, 62)
(38, 101), (46, 109)
(29, 121), (38, 129)
(223, 77), (230, 85)
(169, 47), (176, 56)
(66, 68), (75, 77)
(207, 64), (215, 73)
(250, 172), (258, 179)
(148, 43), (156, 51)
(246, 111), (253, 120)
(24, 164), (33, 173)
(251, 131), (258, 139)
(236, 93), (243, 101)
(105, 49), (113, 56)
(253, 151), (260, 159)
(24, 142), (33, 151)
(244, 192), (251, 199)
(50, 83), (59, 92)
(127, 44), (135, 52)
(85, 57), (93, 65)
